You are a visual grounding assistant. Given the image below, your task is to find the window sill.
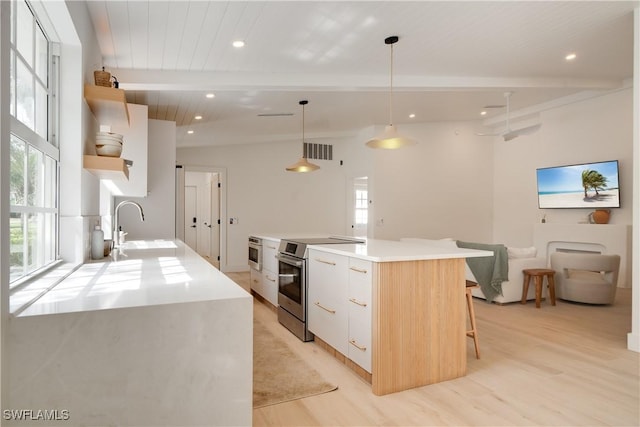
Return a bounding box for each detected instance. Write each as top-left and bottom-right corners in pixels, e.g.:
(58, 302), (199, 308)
(10, 261), (81, 316)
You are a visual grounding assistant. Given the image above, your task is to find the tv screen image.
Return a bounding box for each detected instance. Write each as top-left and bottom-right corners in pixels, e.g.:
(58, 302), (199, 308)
(536, 160), (620, 209)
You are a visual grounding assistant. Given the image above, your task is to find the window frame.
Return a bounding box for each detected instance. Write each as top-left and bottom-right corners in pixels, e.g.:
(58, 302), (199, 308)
(8, 0), (60, 286)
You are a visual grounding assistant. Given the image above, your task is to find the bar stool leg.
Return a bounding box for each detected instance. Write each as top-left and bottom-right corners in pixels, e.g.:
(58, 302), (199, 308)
(521, 273), (530, 304)
(547, 274), (556, 306)
(466, 288), (480, 359)
(534, 275), (543, 308)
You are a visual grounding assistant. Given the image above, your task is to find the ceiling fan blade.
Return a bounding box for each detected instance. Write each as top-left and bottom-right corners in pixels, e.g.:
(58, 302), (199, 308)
(476, 130), (504, 137)
(502, 123), (542, 141)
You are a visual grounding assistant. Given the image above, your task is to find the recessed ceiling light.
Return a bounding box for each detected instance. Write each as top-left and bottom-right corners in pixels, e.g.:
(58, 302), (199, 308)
(232, 40), (245, 48)
(187, 130), (194, 134)
(206, 93), (215, 99)
(409, 113), (416, 119)
(194, 115), (202, 120)
(565, 53), (577, 61)
(480, 111), (487, 116)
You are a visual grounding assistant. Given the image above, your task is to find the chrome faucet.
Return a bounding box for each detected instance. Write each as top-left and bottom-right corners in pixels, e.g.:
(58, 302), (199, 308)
(113, 200), (145, 247)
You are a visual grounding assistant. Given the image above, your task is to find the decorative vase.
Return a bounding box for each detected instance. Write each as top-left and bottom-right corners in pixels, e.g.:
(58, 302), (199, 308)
(591, 209), (611, 224)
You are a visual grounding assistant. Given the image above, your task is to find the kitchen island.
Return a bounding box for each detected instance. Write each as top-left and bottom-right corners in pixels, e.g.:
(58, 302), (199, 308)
(307, 239), (492, 396)
(8, 240), (252, 426)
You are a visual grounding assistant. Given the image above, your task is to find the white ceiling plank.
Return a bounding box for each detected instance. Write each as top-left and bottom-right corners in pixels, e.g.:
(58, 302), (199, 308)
(175, 2), (214, 70)
(160, 1), (190, 70)
(104, 1), (133, 69)
(127, 1), (149, 69)
(188, 2), (230, 71)
(147, 1), (170, 70)
(85, 1), (115, 68)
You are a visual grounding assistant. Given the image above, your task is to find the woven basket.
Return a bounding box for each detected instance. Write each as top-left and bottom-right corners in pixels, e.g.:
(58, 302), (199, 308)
(94, 67), (111, 87)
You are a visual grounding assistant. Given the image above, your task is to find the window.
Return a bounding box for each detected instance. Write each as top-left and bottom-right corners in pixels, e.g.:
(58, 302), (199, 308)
(354, 188), (368, 225)
(352, 177), (368, 238)
(9, 0), (59, 284)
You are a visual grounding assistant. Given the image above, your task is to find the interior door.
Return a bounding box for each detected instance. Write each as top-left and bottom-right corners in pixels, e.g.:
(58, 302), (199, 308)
(209, 173), (221, 264)
(184, 185), (197, 250)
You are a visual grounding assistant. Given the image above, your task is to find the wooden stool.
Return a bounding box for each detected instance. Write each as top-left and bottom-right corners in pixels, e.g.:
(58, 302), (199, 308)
(465, 280), (480, 359)
(522, 269), (556, 308)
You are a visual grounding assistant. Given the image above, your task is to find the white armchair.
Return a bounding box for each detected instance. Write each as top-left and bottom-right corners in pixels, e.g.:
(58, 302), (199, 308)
(550, 252), (620, 305)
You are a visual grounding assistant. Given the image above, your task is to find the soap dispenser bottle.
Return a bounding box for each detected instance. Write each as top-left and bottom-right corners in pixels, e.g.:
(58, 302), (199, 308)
(91, 222), (105, 260)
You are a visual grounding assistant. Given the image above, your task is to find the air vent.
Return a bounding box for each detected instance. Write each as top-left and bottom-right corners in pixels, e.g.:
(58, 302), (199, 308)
(303, 143), (333, 160)
(257, 113), (294, 117)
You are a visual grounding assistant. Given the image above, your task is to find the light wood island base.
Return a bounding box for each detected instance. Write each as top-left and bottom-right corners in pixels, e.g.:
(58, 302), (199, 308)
(372, 258), (466, 395)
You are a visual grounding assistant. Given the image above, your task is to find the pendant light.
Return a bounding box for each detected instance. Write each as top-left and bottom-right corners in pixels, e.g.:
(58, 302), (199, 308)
(366, 36), (416, 149)
(286, 100), (320, 172)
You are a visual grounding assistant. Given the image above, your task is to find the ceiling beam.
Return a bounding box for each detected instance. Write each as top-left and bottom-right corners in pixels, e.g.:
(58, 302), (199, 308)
(111, 68), (624, 93)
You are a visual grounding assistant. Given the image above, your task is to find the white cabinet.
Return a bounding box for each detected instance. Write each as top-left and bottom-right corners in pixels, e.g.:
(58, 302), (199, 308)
(308, 250), (373, 373)
(347, 258), (372, 372)
(307, 250), (349, 356)
(250, 267), (263, 297)
(251, 238), (279, 307)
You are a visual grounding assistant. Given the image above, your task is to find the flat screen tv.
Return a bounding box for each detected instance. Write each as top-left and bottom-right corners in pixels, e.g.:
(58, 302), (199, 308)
(536, 160), (620, 209)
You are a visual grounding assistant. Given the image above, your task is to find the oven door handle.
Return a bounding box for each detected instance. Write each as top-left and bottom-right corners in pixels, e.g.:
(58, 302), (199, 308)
(276, 254), (303, 267)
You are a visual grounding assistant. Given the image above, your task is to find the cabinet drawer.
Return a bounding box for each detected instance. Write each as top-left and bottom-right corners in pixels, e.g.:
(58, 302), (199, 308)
(349, 258), (372, 280)
(309, 251), (348, 271)
(250, 268), (263, 294)
(348, 259), (372, 306)
(261, 269), (279, 307)
(262, 240), (279, 273)
(348, 313), (372, 372)
(308, 298), (348, 355)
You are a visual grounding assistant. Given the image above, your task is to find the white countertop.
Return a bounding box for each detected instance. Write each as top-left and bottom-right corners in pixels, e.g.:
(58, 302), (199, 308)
(16, 239), (251, 317)
(308, 239), (493, 262)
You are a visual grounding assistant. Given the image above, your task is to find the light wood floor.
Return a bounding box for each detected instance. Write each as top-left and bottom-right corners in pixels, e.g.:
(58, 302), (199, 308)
(226, 272), (639, 427)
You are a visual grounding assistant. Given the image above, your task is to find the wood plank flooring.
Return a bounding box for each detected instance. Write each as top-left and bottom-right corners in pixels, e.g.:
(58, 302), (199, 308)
(226, 272), (639, 427)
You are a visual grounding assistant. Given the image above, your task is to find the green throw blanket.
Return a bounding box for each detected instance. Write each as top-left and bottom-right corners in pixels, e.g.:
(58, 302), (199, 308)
(456, 241), (509, 303)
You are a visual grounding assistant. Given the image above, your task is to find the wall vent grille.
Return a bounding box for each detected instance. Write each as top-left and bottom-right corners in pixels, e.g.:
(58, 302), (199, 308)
(303, 143), (333, 160)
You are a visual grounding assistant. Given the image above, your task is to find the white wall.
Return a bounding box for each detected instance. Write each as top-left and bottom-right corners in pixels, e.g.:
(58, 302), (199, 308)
(116, 119), (176, 240)
(493, 88), (633, 247)
(177, 134), (372, 271)
(371, 121), (495, 242)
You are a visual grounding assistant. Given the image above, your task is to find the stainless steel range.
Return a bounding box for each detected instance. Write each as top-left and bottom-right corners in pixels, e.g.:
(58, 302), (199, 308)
(276, 236), (364, 341)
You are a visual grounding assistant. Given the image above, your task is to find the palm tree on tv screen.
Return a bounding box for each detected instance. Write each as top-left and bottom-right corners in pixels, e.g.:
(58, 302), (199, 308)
(581, 169), (608, 197)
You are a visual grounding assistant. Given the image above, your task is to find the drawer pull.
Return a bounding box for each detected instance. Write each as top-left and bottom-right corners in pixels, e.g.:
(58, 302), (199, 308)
(349, 339), (367, 351)
(349, 298), (367, 307)
(314, 301), (336, 314)
(265, 275), (276, 282)
(315, 258), (336, 266)
(252, 279), (259, 283)
(266, 245), (277, 249)
(349, 266), (368, 274)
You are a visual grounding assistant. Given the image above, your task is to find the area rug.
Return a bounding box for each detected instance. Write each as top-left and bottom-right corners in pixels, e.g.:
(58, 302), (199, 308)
(253, 320), (338, 408)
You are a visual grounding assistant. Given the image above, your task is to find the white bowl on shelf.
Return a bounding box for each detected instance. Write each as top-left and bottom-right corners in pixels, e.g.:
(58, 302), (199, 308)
(96, 142), (123, 157)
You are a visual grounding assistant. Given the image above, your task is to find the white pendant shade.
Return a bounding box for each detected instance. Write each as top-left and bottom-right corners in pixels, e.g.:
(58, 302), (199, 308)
(365, 124), (416, 149)
(286, 157), (320, 172)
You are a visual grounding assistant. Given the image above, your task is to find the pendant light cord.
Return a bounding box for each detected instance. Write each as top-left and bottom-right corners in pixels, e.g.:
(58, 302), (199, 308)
(389, 42), (394, 126)
(302, 102), (306, 157)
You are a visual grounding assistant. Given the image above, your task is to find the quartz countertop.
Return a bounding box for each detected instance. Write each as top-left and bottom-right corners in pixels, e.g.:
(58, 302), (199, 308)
(16, 239), (251, 317)
(308, 239), (493, 262)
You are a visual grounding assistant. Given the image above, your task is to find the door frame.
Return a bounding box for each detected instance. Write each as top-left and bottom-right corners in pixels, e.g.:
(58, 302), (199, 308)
(176, 165), (228, 272)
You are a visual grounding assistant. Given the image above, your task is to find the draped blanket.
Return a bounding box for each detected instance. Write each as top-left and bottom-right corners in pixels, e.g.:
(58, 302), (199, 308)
(456, 241), (509, 303)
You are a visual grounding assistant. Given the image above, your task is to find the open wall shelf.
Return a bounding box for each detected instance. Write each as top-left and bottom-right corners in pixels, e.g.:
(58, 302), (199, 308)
(84, 84), (130, 126)
(83, 155), (129, 181)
